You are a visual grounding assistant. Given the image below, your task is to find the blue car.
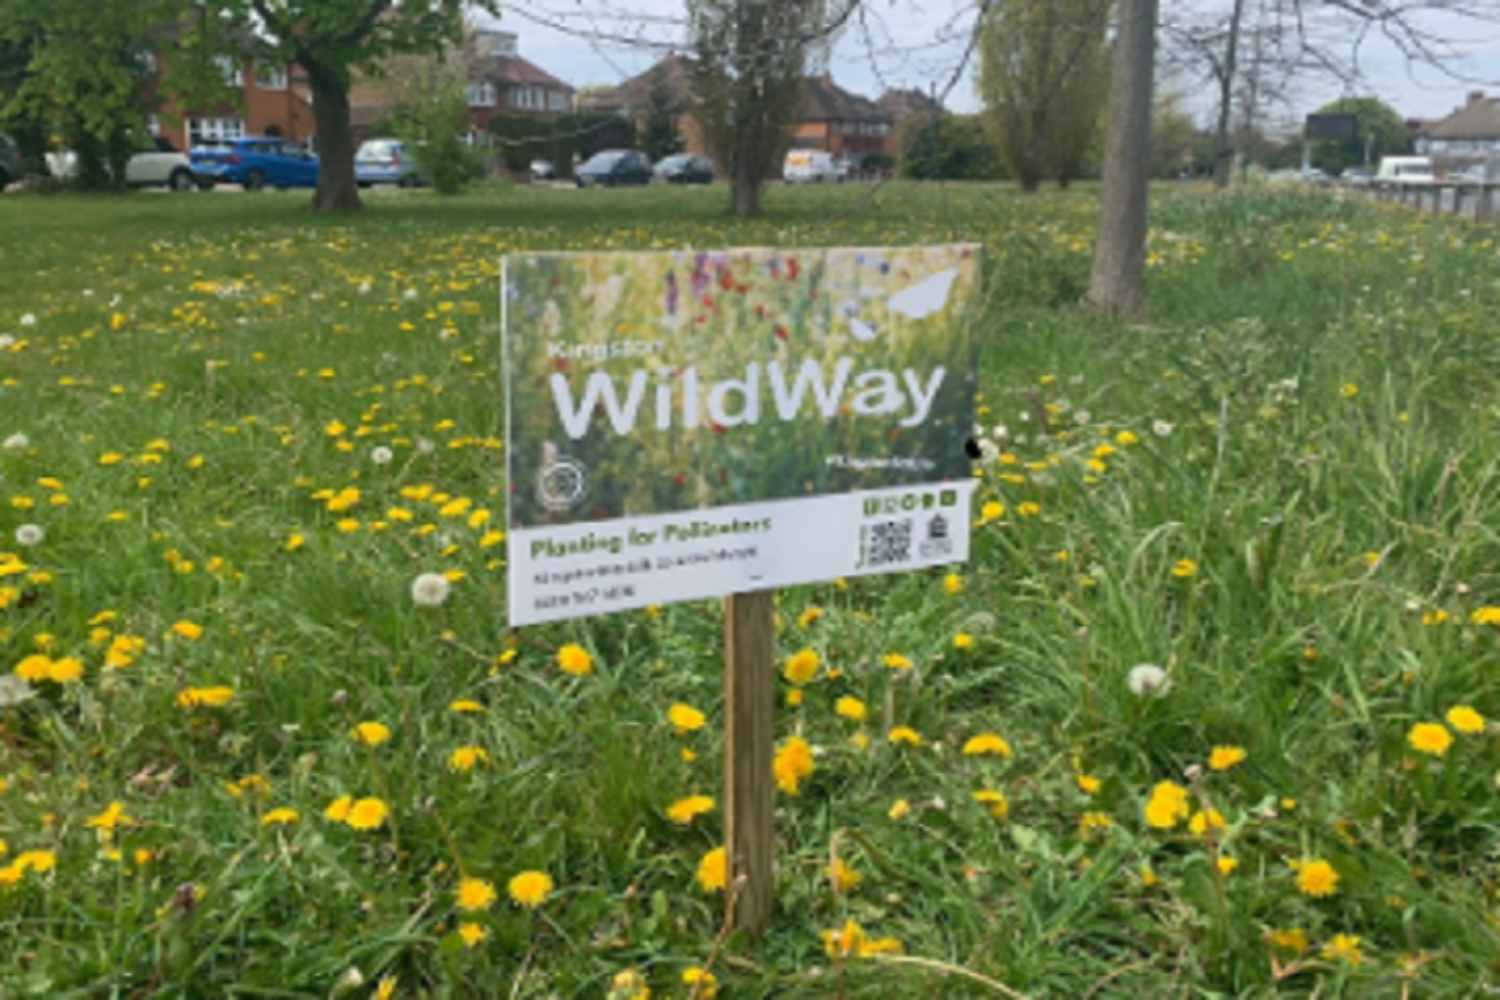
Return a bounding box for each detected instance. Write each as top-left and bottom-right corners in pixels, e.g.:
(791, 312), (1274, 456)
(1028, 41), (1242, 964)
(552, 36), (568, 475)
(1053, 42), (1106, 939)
(189, 137), (318, 190)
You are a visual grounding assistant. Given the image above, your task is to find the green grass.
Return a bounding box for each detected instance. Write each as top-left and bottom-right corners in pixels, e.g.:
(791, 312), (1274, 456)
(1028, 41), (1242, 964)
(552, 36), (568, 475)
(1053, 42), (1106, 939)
(3, 180), (1500, 997)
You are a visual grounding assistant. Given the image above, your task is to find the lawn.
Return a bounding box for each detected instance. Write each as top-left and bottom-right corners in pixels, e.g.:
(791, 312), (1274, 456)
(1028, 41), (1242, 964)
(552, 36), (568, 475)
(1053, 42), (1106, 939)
(3, 180), (1500, 998)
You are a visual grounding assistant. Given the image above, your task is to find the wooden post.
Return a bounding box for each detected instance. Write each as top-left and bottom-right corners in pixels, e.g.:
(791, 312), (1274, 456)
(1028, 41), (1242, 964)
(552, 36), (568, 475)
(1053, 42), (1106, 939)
(723, 590), (776, 937)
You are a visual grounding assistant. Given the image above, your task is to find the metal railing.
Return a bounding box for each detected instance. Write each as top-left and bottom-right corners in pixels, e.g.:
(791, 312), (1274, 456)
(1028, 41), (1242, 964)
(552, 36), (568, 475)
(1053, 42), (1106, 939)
(1355, 179), (1500, 221)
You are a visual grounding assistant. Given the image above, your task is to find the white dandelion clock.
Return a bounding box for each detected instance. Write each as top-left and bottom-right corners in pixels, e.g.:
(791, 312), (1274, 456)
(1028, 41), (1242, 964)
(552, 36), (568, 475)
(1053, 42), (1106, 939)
(20, 313), (36, 327)
(887, 268), (957, 320)
(1127, 664), (1171, 698)
(411, 572), (452, 608)
(3, 432), (28, 451)
(0, 674), (36, 708)
(370, 446), (394, 466)
(0, 334), (14, 349)
(14, 524), (43, 546)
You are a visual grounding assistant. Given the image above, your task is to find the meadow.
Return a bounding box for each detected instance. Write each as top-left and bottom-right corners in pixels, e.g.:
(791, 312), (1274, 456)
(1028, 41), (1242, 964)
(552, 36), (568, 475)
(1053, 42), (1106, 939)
(2, 179), (1500, 998)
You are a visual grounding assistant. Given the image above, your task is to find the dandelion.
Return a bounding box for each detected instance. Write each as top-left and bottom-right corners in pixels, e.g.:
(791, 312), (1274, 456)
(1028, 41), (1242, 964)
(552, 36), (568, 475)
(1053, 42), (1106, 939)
(410, 572), (451, 607)
(834, 696), (867, 723)
(448, 746), (488, 772)
(449, 699), (484, 714)
(14, 524), (42, 547)
(973, 789), (1009, 820)
(782, 647), (819, 685)
(954, 632), (974, 650)
(1294, 858), (1339, 898)
(1143, 781), (1191, 830)
(508, 870), (553, 908)
(881, 652), (913, 671)
(1446, 705), (1485, 735)
(46, 657), (83, 683)
(887, 726), (922, 747)
(1340, 383), (1359, 398)
(696, 846), (727, 893)
(14, 654), (50, 682)
(344, 798), (390, 831)
(668, 702), (706, 734)
(1171, 559), (1198, 579)
(1188, 809), (1226, 835)
(962, 733), (1013, 758)
(609, 968), (650, 1000)
(1470, 606), (1500, 626)
(351, 721), (391, 747)
(1126, 664), (1171, 698)
(456, 922), (488, 949)
(324, 795), (354, 823)
(773, 735), (815, 794)
(796, 606), (823, 628)
(370, 446), (394, 465)
(943, 573), (963, 595)
(261, 808), (299, 827)
(3, 433), (28, 451)
(1208, 746), (1247, 771)
(681, 968), (717, 998)
(665, 795), (715, 825)
(170, 620), (204, 641)
(556, 643), (592, 676)
(86, 801), (133, 834)
(1321, 933), (1364, 966)
(1408, 722), (1453, 757)
(177, 686), (234, 709)
(1076, 774), (1101, 794)
(455, 877), (498, 912)
(1266, 928), (1310, 955)
(888, 799), (911, 820)
(827, 857), (862, 892)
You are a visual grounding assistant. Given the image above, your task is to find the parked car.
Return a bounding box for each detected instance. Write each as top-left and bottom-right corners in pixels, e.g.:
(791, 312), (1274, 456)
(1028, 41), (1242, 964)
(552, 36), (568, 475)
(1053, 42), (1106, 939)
(654, 154), (714, 185)
(1340, 166), (1375, 186)
(530, 159), (557, 182)
(0, 133), (22, 190)
(355, 138), (425, 188)
(46, 136), (206, 190)
(190, 137), (318, 190)
(783, 149), (847, 183)
(575, 149), (653, 187)
(1375, 155), (1434, 185)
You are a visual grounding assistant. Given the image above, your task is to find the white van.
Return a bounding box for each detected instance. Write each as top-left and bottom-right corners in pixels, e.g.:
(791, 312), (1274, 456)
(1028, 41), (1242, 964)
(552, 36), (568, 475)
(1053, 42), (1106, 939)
(1375, 156), (1434, 184)
(784, 149), (847, 183)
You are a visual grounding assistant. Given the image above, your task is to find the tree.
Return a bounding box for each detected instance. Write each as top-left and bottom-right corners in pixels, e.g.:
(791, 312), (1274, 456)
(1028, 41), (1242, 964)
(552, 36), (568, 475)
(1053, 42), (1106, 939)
(187, 0), (495, 211)
(1151, 90), (1209, 178)
(977, 0), (1109, 192)
(896, 113), (1005, 181)
(1087, 0), (1159, 316)
(1308, 95), (1406, 174)
(690, 0), (857, 218)
(637, 65), (683, 162)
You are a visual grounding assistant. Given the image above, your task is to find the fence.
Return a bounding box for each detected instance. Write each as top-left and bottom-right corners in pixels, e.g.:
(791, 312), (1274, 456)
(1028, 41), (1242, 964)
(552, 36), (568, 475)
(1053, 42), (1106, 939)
(1357, 180), (1500, 221)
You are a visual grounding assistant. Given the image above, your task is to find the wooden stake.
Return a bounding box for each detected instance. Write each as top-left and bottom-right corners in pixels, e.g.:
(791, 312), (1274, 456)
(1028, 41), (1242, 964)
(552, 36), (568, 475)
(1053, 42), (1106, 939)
(723, 589), (776, 937)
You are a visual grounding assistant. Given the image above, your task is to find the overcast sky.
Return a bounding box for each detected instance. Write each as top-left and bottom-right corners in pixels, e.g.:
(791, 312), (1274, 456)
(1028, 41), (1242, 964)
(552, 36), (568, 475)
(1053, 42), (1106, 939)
(486, 1), (1500, 130)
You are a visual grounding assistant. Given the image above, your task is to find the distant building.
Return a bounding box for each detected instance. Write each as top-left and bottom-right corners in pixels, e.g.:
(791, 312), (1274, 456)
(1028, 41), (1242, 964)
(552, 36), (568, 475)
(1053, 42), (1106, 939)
(145, 52), (313, 152)
(1413, 91), (1500, 169)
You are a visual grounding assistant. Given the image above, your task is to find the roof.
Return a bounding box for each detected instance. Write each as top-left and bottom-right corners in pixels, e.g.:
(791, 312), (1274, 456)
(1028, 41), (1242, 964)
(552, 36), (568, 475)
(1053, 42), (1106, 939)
(801, 75), (892, 124)
(1427, 92), (1500, 140)
(581, 53), (696, 114)
(877, 87), (942, 119)
(480, 55), (574, 92)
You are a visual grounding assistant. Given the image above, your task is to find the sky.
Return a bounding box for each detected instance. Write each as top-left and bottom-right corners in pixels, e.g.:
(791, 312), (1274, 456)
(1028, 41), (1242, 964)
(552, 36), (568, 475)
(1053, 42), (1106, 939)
(487, 1), (1500, 132)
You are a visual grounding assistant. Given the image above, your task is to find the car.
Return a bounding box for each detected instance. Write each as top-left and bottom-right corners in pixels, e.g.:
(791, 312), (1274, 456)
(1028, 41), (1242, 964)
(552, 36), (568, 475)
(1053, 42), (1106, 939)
(575, 149), (652, 187)
(0, 133), (22, 190)
(355, 138), (425, 188)
(190, 136), (319, 190)
(654, 153), (714, 184)
(46, 136), (206, 191)
(783, 149), (847, 183)
(1340, 166), (1374, 186)
(1375, 155), (1434, 185)
(530, 159), (557, 182)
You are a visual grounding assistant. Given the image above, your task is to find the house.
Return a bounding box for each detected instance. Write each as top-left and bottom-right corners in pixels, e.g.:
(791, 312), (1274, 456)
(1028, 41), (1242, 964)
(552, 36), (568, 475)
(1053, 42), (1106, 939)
(145, 53), (313, 151)
(1413, 91), (1500, 170)
(583, 56), (895, 167)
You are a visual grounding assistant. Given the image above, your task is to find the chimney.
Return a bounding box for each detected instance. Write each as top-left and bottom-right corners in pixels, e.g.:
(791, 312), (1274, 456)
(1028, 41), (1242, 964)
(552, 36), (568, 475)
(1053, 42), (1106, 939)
(1469, 90), (1485, 105)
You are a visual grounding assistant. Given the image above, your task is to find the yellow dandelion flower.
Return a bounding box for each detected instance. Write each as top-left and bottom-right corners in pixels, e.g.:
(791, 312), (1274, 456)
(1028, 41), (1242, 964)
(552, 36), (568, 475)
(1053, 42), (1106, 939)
(1446, 705), (1485, 735)
(696, 846), (727, 893)
(796, 606), (823, 628)
(943, 573), (963, 595)
(455, 876), (498, 912)
(773, 735), (815, 794)
(1216, 856), (1239, 876)
(556, 643), (592, 677)
(667, 702), (706, 734)
(324, 796), (354, 822)
(1171, 559), (1198, 579)
(1408, 722), (1453, 757)
(888, 798), (911, 821)
(1143, 780), (1191, 830)
(14, 654), (51, 682)
(1076, 773), (1102, 794)
(834, 696), (867, 722)
(507, 870), (554, 908)
(344, 798), (389, 831)
(448, 746), (488, 772)
(972, 789), (1009, 820)
(176, 686), (234, 709)
(1322, 932), (1364, 966)
(170, 620), (203, 641)
(351, 721), (391, 747)
(681, 968), (717, 998)
(1188, 808), (1226, 836)
(953, 632), (974, 650)
(1294, 858), (1339, 898)
(449, 699), (484, 713)
(881, 652), (913, 671)
(827, 857), (862, 892)
(456, 922), (488, 949)
(1266, 927), (1309, 954)
(665, 795), (715, 826)
(261, 808), (299, 827)
(783, 647), (819, 685)
(887, 726), (922, 747)
(962, 732), (1012, 758)
(1208, 745), (1247, 771)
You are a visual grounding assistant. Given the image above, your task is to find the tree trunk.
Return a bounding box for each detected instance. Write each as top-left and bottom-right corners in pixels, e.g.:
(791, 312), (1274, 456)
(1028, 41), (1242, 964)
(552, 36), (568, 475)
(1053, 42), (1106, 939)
(1212, 0), (1246, 189)
(1086, 0), (1158, 317)
(730, 101), (763, 219)
(305, 59), (362, 212)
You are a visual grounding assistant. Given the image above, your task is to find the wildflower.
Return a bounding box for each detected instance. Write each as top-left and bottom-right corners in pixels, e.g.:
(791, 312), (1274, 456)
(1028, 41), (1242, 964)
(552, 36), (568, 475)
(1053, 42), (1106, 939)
(449, 699), (484, 714)
(954, 632), (974, 650)
(609, 968), (650, 1000)
(1079, 811), (1113, 836)
(1446, 705), (1486, 735)
(796, 606), (823, 628)
(881, 652), (913, 671)
(681, 968), (717, 998)
(1144, 781), (1190, 829)
(14, 654), (50, 682)
(888, 798), (911, 820)
(1422, 609), (1449, 625)
(782, 647), (819, 685)
(1076, 774), (1101, 794)
(374, 976), (397, 1000)
(943, 573), (963, 595)
(696, 846), (727, 893)
(410, 572), (451, 607)
(261, 808), (299, 827)
(370, 446), (394, 465)
(1126, 664), (1170, 698)
(962, 733), (1013, 758)
(1188, 809), (1226, 836)
(1209, 745), (1247, 771)
(1116, 430), (1139, 445)
(557, 643), (593, 676)
(1266, 928), (1309, 954)
(665, 795), (715, 825)
(456, 922), (488, 949)
(507, 870), (554, 908)
(13, 849), (55, 874)
(827, 856), (862, 892)
(972, 789), (1009, 820)
(86, 801), (133, 834)
(448, 746), (488, 772)
(46, 657), (83, 683)
(13, 524), (42, 547)
(170, 620), (204, 641)
(1321, 933), (1364, 966)
(1340, 383), (1359, 399)
(1472, 606), (1500, 626)
(978, 500), (1005, 523)
(1408, 722), (1453, 757)
(887, 726), (922, 747)
(832, 696), (866, 723)
(773, 735), (815, 794)
(3, 433), (29, 451)
(1171, 559), (1198, 579)
(455, 876), (498, 912)
(668, 702), (706, 734)
(324, 796), (353, 822)
(177, 686), (234, 709)
(344, 798), (390, 831)
(351, 721), (391, 747)
(1294, 858), (1339, 898)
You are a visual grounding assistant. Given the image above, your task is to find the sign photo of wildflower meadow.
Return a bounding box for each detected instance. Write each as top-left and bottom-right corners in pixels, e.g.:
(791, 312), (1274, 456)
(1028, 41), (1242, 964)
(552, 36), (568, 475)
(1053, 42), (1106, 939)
(5, 180), (1500, 997)
(504, 245), (980, 624)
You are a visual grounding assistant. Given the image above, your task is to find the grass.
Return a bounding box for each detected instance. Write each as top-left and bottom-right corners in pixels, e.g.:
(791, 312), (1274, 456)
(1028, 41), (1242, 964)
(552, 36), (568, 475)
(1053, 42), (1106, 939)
(3, 179), (1500, 997)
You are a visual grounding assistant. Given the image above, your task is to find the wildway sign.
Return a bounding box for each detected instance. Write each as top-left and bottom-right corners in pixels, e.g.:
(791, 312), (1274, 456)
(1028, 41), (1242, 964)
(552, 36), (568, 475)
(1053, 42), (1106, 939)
(504, 245), (980, 625)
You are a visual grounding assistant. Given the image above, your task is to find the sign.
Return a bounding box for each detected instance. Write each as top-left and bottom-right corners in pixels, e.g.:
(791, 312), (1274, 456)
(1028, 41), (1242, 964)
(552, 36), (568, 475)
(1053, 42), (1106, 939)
(1305, 113), (1359, 141)
(504, 245), (980, 625)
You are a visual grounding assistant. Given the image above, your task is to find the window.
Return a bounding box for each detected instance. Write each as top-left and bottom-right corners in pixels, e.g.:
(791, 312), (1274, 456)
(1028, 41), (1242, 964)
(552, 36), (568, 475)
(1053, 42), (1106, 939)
(468, 80), (496, 107)
(215, 56), (244, 87)
(188, 118), (246, 146)
(548, 90), (570, 112)
(257, 61), (287, 90)
(510, 86), (544, 111)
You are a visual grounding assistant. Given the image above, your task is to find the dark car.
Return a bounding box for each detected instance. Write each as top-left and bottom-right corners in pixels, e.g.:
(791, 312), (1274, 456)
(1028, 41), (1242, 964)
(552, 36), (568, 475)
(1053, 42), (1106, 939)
(0, 133), (24, 190)
(575, 149), (652, 188)
(654, 154), (714, 185)
(190, 137), (318, 190)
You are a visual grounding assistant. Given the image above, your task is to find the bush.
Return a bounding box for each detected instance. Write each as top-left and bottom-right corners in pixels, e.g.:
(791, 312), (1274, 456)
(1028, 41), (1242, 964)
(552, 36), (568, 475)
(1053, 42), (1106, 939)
(393, 84), (482, 195)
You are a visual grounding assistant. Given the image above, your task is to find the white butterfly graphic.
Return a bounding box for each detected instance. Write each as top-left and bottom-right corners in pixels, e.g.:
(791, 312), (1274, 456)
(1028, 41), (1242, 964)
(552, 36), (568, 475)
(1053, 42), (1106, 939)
(888, 268), (957, 319)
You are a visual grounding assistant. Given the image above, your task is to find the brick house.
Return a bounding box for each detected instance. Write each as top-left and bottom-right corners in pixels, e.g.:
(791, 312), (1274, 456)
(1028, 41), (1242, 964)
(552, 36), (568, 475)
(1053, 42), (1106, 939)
(145, 53), (313, 152)
(1413, 91), (1500, 171)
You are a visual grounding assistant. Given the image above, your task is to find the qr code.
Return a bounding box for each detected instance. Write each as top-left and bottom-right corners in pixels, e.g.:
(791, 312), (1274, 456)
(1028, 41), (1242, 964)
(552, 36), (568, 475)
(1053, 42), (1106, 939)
(863, 519), (913, 567)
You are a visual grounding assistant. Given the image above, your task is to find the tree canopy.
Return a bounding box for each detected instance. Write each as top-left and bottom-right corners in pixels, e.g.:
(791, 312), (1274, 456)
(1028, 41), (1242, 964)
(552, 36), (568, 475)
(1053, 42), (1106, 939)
(1309, 95), (1407, 174)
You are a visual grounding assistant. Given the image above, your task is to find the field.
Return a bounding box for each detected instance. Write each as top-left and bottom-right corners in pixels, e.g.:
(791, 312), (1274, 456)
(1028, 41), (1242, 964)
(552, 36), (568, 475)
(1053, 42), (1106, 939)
(2, 180), (1500, 998)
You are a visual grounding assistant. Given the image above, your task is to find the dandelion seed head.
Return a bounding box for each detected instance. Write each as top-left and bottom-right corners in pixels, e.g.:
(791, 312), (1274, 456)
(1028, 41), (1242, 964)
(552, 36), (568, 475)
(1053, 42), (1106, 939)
(1127, 664), (1170, 698)
(370, 446), (394, 465)
(410, 572), (452, 607)
(14, 524), (42, 546)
